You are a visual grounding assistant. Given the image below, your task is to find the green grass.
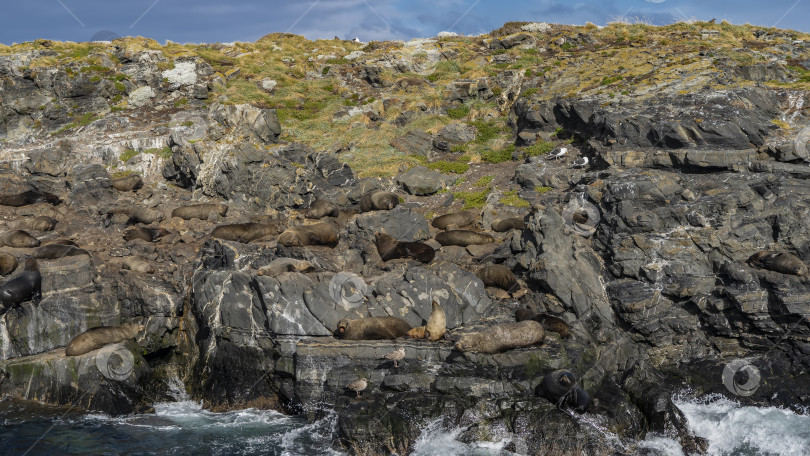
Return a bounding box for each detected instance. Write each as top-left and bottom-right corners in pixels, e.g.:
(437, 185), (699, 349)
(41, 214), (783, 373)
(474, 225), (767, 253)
(474, 176), (494, 187)
(173, 97), (189, 108)
(524, 141), (555, 157)
(469, 120), (506, 144)
(481, 145), (514, 163)
(453, 188), (491, 209)
(500, 190), (530, 208)
(120, 149), (140, 162)
(447, 105), (470, 119)
(535, 186), (552, 194)
(144, 147), (173, 159)
(427, 160), (469, 174)
(521, 87), (539, 97)
(600, 75), (623, 86)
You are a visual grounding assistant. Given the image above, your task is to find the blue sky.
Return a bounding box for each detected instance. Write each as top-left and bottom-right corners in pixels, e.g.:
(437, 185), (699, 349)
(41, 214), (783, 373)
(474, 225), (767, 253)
(1, 1), (807, 45)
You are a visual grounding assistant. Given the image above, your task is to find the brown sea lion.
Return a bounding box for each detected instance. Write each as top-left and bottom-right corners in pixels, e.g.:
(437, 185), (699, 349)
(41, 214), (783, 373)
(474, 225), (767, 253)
(431, 209), (478, 230)
(425, 300), (446, 341)
(111, 174), (143, 192)
(257, 258), (315, 277)
(491, 217), (525, 232)
(334, 316), (412, 340)
(211, 223), (277, 243)
(375, 233), (435, 263)
(42, 239), (78, 247)
(435, 230), (495, 247)
(747, 251), (808, 276)
(0, 190), (61, 207)
(0, 230), (40, 248)
(538, 369), (591, 413)
(171, 203), (229, 220)
(455, 320), (545, 354)
(475, 264), (517, 291)
(404, 326), (427, 339)
(64, 323), (144, 356)
(32, 244), (90, 260)
(13, 216), (58, 232)
(123, 226), (169, 243)
(277, 223), (338, 247)
(0, 252), (17, 276)
(109, 206), (164, 225)
(122, 256), (154, 274)
(305, 199), (339, 219)
(0, 258), (41, 314)
(359, 190), (399, 212)
(515, 307), (570, 338)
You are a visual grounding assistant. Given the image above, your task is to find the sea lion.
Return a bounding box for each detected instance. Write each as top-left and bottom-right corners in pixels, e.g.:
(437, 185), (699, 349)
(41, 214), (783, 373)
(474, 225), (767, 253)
(171, 203), (229, 220)
(515, 307), (570, 338)
(277, 223), (338, 247)
(0, 190), (61, 207)
(491, 217), (525, 232)
(475, 264), (517, 291)
(305, 199), (339, 219)
(383, 347), (406, 368)
(404, 326), (427, 339)
(0, 258), (41, 314)
(435, 230), (495, 247)
(13, 216), (58, 232)
(455, 320), (545, 354)
(122, 256), (154, 274)
(111, 174), (143, 192)
(64, 323), (144, 356)
(0, 252), (17, 276)
(108, 206), (164, 225)
(747, 251), (807, 276)
(42, 239), (78, 247)
(359, 190), (399, 212)
(123, 226), (169, 242)
(32, 244), (90, 260)
(426, 300), (446, 341)
(211, 223), (277, 243)
(334, 317), (412, 340)
(375, 233), (435, 263)
(0, 230), (40, 248)
(431, 209), (478, 230)
(538, 369), (591, 413)
(257, 258), (315, 277)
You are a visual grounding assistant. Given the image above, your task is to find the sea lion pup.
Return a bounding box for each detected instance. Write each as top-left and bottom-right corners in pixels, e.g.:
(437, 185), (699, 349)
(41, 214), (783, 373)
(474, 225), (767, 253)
(305, 199), (339, 219)
(171, 203), (229, 220)
(435, 230), (495, 247)
(0, 190), (61, 207)
(257, 258), (315, 277)
(426, 300), (446, 341)
(431, 209), (478, 230)
(747, 251), (808, 276)
(32, 244), (90, 260)
(455, 320), (545, 354)
(0, 258), (41, 314)
(14, 216), (58, 232)
(475, 265), (517, 292)
(491, 217), (525, 232)
(123, 226), (170, 243)
(375, 233), (435, 263)
(122, 256), (154, 274)
(109, 206), (164, 225)
(110, 174), (143, 192)
(65, 322), (144, 356)
(515, 307), (570, 338)
(538, 369), (591, 413)
(334, 316), (412, 340)
(404, 326), (427, 339)
(211, 223), (277, 243)
(277, 223), (338, 247)
(359, 190), (399, 212)
(0, 230), (40, 248)
(0, 252), (17, 276)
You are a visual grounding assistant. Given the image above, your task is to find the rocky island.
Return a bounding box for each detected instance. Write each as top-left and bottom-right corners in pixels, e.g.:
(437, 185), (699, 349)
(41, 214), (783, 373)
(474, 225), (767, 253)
(1, 20), (809, 454)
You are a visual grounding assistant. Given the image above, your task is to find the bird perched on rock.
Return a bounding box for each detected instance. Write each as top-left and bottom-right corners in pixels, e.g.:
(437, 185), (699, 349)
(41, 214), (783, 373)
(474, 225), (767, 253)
(383, 347), (406, 367)
(546, 147), (567, 160)
(353, 37), (361, 43)
(571, 156), (588, 168)
(346, 377), (368, 397)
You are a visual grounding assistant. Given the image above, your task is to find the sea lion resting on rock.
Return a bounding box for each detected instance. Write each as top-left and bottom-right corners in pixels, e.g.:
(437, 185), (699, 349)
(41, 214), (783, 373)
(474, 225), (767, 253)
(538, 369), (591, 413)
(305, 200), (339, 219)
(359, 190), (399, 212)
(0, 258), (41, 314)
(491, 217), (525, 232)
(455, 320), (545, 354)
(122, 256), (154, 274)
(426, 300), (446, 341)
(111, 174), (143, 192)
(257, 258), (315, 277)
(32, 244), (90, 260)
(375, 233), (435, 263)
(171, 203), (229, 220)
(65, 323), (144, 356)
(0, 252), (17, 276)
(123, 226), (169, 243)
(109, 206), (164, 225)
(0, 190), (61, 207)
(13, 216), (57, 232)
(42, 239), (78, 247)
(0, 230), (40, 248)
(747, 251), (807, 276)
(211, 223), (277, 243)
(435, 230), (495, 247)
(476, 265), (517, 292)
(515, 307), (570, 338)
(431, 209), (478, 230)
(334, 317), (412, 340)
(277, 223), (338, 247)
(404, 326), (427, 339)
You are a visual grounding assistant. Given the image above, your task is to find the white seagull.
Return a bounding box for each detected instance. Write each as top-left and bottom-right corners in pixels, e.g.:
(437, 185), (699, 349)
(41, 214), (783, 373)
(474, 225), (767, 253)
(571, 156), (589, 168)
(546, 147), (568, 161)
(353, 37), (361, 43)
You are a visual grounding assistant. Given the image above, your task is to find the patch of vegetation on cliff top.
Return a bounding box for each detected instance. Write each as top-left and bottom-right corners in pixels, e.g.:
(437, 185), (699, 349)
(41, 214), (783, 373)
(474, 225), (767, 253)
(453, 188), (491, 209)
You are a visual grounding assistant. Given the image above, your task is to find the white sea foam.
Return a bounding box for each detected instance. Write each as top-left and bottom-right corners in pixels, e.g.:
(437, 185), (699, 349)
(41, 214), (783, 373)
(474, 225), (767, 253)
(411, 419), (515, 456)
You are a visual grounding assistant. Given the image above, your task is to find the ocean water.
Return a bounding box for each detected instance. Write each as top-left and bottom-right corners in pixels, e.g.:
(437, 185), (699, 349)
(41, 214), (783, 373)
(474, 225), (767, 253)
(2, 393), (809, 455)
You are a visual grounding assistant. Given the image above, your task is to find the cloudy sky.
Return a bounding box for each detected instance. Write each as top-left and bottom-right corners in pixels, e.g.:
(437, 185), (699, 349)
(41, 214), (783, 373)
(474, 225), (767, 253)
(1, 0), (807, 45)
